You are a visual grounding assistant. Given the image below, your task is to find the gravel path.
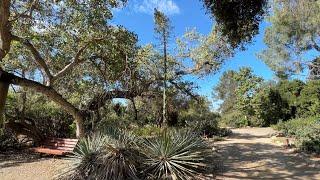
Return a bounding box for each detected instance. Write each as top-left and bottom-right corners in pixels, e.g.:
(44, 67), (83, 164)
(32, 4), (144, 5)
(214, 127), (320, 180)
(0, 152), (70, 180)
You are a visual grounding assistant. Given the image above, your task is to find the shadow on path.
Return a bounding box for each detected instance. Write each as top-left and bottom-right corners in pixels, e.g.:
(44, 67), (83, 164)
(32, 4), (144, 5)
(0, 151), (49, 169)
(214, 128), (320, 180)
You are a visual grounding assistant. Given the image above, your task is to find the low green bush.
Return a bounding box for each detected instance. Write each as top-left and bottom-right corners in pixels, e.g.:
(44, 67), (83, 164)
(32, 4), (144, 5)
(193, 120), (232, 137)
(219, 110), (249, 128)
(273, 117), (320, 154)
(131, 125), (162, 137)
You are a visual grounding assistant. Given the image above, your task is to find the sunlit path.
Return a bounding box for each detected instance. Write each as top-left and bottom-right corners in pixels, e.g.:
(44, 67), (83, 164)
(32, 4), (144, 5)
(215, 128), (320, 180)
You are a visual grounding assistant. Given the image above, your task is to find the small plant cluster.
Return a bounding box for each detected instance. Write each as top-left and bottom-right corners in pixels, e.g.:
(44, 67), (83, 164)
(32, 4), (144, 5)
(194, 120), (232, 138)
(58, 129), (212, 180)
(273, 117), (320, 154)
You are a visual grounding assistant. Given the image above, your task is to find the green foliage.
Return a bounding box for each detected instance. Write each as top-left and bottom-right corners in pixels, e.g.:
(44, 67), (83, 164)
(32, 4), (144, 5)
(233, 67), (263, 117)
(220, 110), (248, 128)
(273, 117), (320, 154)
(5, 91), (74, 138)
(61, 129), (213, 179)
(194, 119), (218, 137)
(202, 0), (267, 48)
(276, 80), (304, 112)
(251, 87), (290, 126)
(60, 131), (141, 180)
(216, 67), (264, 127)
(296, 80), (320, 117)
(179, 102), (219, 127)
(216, 69), (320, 128)
(176, 27), (234, 76)
(141, 130), (210, 179)
(154, 9), (171, 39)
(132, 125), (162, 137)
(213, 70), (237, 113)
(5, 89), (75, 137)
(259, 0), (320, 75)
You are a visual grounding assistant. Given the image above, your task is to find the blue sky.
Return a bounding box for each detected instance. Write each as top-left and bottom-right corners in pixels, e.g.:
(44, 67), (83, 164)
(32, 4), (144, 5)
(111, 0), (275, 109)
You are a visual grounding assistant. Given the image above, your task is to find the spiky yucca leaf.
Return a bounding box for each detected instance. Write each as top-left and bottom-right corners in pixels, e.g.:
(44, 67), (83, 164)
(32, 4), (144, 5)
(141, 130), (210, 180)
(57, 130), (141, 180)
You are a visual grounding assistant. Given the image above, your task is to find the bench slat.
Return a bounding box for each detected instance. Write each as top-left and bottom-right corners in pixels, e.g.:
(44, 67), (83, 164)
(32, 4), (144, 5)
(32, 138), (78, 155)
(42, 146), (74, 151)
(32, 148), (67, 155)
(45, 140), (78, 144)
(49, 138), (79, 142)
(44, 142), (78, 147)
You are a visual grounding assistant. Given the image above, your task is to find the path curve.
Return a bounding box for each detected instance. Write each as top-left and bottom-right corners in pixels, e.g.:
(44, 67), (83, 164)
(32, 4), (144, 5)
(215, 127), (320, 180)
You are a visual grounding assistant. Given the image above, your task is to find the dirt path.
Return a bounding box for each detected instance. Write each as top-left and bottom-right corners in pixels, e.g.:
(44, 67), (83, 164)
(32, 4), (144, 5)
(0, 152), (70, 180)
(214, 127), (320, 180)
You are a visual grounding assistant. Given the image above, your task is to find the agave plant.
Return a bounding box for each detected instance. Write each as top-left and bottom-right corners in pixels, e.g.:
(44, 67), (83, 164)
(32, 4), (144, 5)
(141, 130), (210, 180)
(57, 130), (142, 180)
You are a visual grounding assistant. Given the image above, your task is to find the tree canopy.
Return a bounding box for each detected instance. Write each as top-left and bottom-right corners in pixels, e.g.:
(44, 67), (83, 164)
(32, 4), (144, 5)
(259, 0), (320, 78)
(201, 0), (268, 49)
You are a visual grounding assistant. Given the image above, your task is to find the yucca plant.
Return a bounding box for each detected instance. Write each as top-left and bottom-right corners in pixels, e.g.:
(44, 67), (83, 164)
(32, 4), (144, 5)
(57, 130), (142, 180)
(140, 130), (210, 180)
(98, 128), (142, 180)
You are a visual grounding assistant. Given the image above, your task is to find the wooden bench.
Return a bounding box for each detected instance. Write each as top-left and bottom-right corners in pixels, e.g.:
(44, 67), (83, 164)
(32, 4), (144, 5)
(31, 138), (78, 155)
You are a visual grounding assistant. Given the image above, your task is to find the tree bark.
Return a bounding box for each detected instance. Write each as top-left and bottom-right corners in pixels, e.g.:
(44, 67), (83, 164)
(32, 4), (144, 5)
(0, 81), (9, 123)
(0, 69), (85, 138)
(162, 30), (168, 127)
(0, 0), (12, 60)
(131, 98), (138, 121)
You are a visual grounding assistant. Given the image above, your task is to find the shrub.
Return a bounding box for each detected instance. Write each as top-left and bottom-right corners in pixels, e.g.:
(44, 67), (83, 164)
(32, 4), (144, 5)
(131, 125), (162, 137)
(273, 117), (320, 154)
(220, 110), (248, 128)
(296, 80), (320, 118)
(193, 119), (219, 137)
(140, 130), (211, 179)
(5, 91), (74, 138)
(251, 88), (290, 126)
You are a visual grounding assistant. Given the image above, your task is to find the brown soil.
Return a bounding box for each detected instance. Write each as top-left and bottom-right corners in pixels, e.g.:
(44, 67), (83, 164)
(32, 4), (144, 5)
(0, 151), (70, 180)
(214, 127), (320, 180)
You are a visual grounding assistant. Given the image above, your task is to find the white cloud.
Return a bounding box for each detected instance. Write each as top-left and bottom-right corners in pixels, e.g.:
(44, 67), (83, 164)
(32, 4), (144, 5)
(135, 0), (180, 15)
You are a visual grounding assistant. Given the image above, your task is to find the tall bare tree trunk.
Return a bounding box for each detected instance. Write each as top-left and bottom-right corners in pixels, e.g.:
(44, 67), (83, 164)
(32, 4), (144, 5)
(162, 30), (167, 127)
(0, 81), (9, 123)
(0, 0), (12, 125)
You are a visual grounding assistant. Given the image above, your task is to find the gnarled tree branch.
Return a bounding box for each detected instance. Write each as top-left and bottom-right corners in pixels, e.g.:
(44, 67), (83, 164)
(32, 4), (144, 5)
(53, 37), (107, 83)
(0, 68), (85, 137)
(12, 35), (53, 84)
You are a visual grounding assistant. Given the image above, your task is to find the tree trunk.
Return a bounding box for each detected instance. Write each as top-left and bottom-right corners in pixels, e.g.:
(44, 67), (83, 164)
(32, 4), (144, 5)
(0, 69), (85, 138)
(131, 98), (138, 121)
(162, 30), (168, 127)
(0, 81), (9, 123)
